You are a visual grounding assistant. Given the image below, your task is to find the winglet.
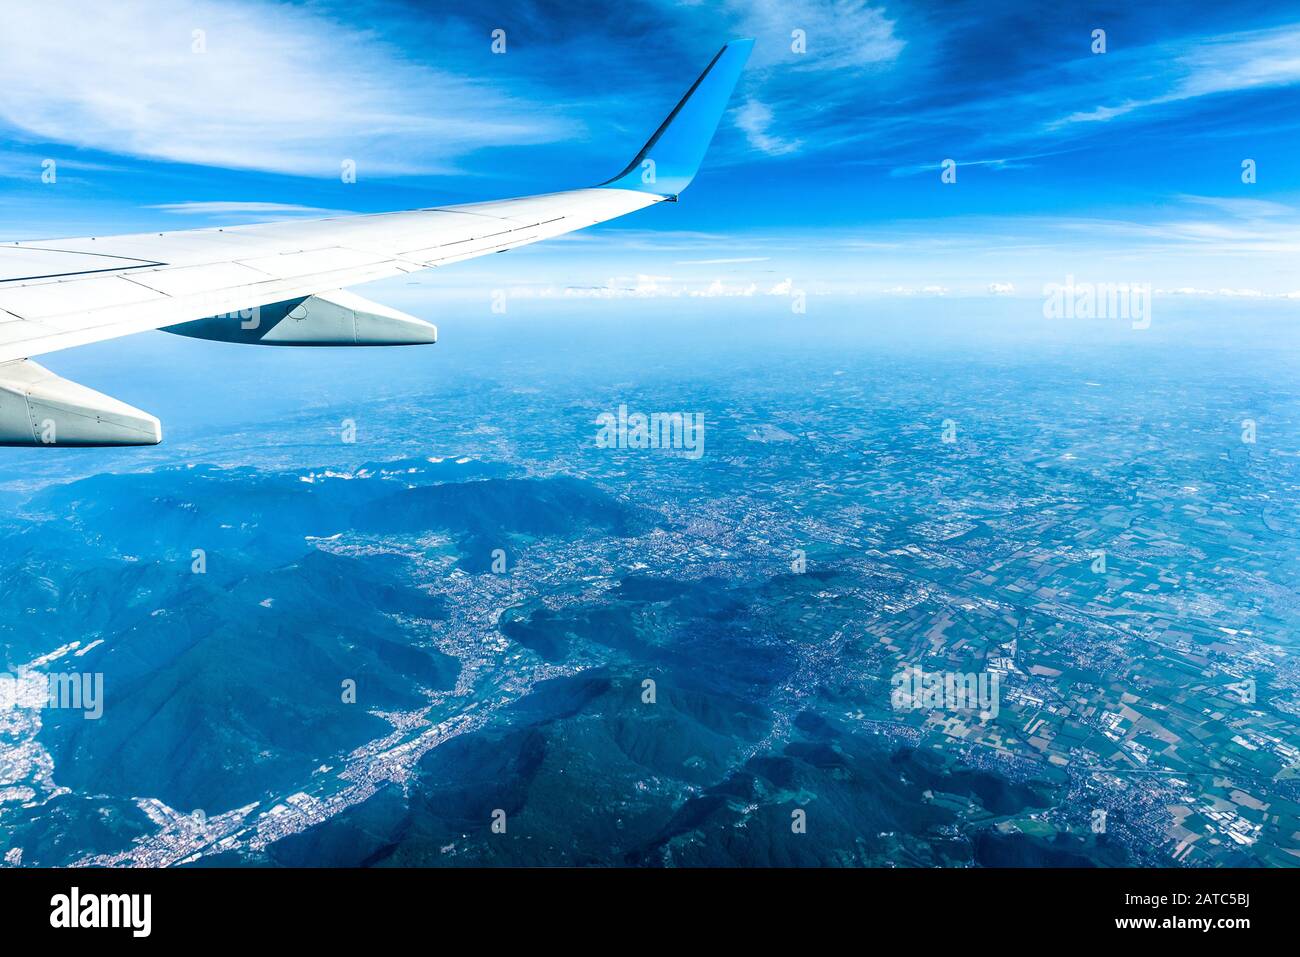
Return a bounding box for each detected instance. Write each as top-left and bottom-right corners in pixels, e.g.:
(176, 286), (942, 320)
(601, 39), (754, 198)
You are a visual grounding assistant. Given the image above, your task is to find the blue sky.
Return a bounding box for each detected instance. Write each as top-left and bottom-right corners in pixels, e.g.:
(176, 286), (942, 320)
(2, 0), (1300, 301)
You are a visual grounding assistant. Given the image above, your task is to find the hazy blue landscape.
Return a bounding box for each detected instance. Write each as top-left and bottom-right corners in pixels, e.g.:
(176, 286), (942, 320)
(1, 295), (1297, 867)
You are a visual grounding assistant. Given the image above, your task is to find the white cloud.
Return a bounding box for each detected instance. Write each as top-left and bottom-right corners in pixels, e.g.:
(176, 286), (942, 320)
(1056, 103), (1141, 126)
(987, 282), (1015, 295)
(479, 276), (801, 300)
(1156, 286), (1280, 298)
(1177, 195), (1294, 219)
(693, 279), (759, 297)
(1178, 27), (1300, 98)
(674, 256), (771, 265)
(0, 0), (573, 176)
(734, 98), (803, 156)
(734, 0), (904, 72)
(1053, 25), (1300, 129)
(889, 152), (1063, 178)
(147, 201), (345, 216)
(883, 285), (948, 296)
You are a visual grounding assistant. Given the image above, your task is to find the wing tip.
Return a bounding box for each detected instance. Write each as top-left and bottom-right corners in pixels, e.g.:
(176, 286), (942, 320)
(601, 39), (755, 197)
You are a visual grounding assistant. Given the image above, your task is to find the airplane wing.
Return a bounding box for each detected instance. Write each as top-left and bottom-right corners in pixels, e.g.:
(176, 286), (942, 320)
(0, 39), (753, 447)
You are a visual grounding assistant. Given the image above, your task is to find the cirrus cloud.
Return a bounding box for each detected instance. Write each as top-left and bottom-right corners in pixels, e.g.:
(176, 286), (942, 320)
(0, 0), (575, 177)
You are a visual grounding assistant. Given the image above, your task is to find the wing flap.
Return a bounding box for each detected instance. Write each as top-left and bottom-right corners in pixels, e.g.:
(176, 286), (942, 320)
(0, 319), (56, 345)
(0, 275), (167, 323)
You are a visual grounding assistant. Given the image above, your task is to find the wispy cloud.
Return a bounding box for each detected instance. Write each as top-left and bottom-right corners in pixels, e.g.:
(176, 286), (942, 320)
(733, 98), (803, 156)
(802, 15), (1300, 173)
(479, 275), (802, 300)
(1052, 25), (1300, 129)
(1176, 195), (1295, 218)
(732, 0), (905, 72)
(0, 0), (574, 177)
(674, 256), (772, 264)
(887, 151), (1072, 177)
(712, 0), (903, 158)
(147, 201), (347, 217)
